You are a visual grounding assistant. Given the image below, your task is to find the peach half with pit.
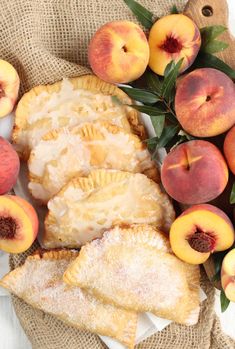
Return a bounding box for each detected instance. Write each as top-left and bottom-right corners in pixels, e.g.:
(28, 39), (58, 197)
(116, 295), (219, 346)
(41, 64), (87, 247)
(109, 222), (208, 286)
(161, 140), (228, 205)
(88, 21), (149, 84)
(0, 59), (20, 118)
(0, 195), (39, 253)
(221, 249), (235, 302)
(148, 14), (201, 76)
(170, 204), (234, 265)
(175, 68), (235, 137)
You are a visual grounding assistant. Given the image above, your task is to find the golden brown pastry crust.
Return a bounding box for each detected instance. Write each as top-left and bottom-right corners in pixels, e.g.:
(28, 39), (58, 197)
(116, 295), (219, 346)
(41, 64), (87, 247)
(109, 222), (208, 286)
(0, 249), (137, 349)
(63, 224), (200, 326)
(44, 169), (175, 248)
(13, 75), (146, 160)
(28, 121), (159, 203)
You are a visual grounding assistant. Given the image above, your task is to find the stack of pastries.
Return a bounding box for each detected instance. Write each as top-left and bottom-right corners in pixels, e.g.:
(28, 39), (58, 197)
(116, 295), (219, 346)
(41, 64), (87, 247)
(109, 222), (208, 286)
(0, 75), (200, 349)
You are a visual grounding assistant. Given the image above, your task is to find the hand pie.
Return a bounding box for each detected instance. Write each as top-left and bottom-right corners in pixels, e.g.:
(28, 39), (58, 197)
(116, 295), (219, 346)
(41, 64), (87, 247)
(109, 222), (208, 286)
(13, 75), (145, 159)
(44, 169), (175, 248)
(0, 250), (137, 349)
(64, 224), (200, 326)
(28, 121), (159, 203)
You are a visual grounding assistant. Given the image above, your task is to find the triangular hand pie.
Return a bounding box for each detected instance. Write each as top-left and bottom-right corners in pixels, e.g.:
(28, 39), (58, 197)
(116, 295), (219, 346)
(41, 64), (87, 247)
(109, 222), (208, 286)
(64, 224), (200, 326)
(0, 250), (137, 349)
(28, 121), (159, 203)
(13, 75), (145, 159)
(44, 170), (175, 248)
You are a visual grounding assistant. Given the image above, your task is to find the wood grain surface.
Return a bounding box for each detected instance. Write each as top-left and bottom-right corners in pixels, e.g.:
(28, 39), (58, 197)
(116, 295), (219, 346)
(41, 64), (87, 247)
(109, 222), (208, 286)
(184, 0), (235, 69)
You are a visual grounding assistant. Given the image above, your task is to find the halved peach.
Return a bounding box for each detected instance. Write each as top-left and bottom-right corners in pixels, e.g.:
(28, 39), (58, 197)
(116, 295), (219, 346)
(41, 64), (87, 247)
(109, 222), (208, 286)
(170, 204), (234, 264)
(148, 14), (201, 76)
(0, 60), (20, 118)
(221, 249), (235, 302)
(0, 195), (39, 253)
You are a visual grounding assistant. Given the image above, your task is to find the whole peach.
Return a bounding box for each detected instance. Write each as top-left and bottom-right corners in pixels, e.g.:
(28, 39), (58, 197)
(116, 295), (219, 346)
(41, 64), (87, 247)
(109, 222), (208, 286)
(0, 137), (20, 194)
(161, 140), (228, 204)
(175, 68), (235, 137)
(148, 14), (201, 76)
(0, 59), (20, 118)
(224, 125), (235, 175)
(88, 21), (149, 84)
(221, 249), (235, 302)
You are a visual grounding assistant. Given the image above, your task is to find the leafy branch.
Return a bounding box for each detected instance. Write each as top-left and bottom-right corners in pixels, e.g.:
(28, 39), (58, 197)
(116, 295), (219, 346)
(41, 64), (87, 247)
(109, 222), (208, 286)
(119, 59), (184, 148)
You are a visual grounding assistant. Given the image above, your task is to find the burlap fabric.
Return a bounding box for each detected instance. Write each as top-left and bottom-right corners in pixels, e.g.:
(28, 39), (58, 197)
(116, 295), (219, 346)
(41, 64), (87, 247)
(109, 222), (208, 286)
(1, 0), (234, 348)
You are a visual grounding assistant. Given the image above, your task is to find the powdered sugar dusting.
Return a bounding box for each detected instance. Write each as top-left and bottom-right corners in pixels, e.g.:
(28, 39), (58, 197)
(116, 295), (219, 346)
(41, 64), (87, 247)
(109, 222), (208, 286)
(3, 251), (137, 346)
(65, 225), (199, 324)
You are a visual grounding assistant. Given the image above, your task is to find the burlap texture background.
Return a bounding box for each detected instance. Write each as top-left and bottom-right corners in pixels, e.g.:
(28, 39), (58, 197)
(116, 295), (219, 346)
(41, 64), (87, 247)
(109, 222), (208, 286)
(0, 0), (234, 347)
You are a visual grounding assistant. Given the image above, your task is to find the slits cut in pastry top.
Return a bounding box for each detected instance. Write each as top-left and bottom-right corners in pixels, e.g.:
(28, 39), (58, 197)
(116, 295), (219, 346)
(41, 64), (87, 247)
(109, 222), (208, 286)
(0, 250), (137, 349)
(44, 169), (175, 248)
(28, 121), (159, 203)
(13, 75), (145, 159)
(64, 224), (200, 326)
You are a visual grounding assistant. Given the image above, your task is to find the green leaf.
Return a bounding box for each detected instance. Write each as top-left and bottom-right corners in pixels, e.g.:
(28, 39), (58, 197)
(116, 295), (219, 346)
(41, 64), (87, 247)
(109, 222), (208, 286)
(145, 136), (158, 151)
(200, 26), (228, 54)
(194, 52), (235, 79)
(120, 87), (159, 104)
(170, 5), (179, 14)
(157, 125), (179, 148)
(202, 40), (229, 54)
(201, 25), (227, 43)
(123, 0), (154, 29)
(220, 290), (230, 312)
(161, 58), (184, 100)
(111, 96), (122, 105)
(127, 104), (168, 115)
(211, 271), (221, 282)
(230, 183), (235, 204)
(150, 115), (165, 137)
(145, 70), (162, 93)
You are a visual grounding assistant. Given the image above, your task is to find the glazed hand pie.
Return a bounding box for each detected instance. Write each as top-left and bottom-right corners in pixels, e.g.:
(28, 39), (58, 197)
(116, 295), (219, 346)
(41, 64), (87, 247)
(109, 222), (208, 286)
(44, 169), (175, 248)
(13, 75), (145, 159)
(28, 121), (159, 203)
(64, 224), (200, 326)
(0, 250), (137, 349)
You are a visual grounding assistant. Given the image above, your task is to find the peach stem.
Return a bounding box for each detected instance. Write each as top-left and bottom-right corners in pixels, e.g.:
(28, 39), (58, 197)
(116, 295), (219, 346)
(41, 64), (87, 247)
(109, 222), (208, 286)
(187, 227), (216, 253)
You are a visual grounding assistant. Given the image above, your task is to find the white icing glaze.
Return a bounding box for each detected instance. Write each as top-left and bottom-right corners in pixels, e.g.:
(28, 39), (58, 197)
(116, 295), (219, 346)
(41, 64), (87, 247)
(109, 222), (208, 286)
(18, 78), (131, 151)
(46, 173), (171, 247)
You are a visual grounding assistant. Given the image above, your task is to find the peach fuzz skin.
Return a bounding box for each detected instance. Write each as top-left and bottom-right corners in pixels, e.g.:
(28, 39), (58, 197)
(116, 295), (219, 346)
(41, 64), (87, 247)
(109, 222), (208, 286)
(224, 125), (235, 175)
(0, 136), (20, 194)
(161, 140), (228, 205)
(170, 204), (235, 265)
(0, 195), (39, 253)
(0, 59), (20, 118)
(148, 14), (201, 76)
(175, 68), (235, 137)
(221, 249), (235, 302)
(88, 21), (149, 84)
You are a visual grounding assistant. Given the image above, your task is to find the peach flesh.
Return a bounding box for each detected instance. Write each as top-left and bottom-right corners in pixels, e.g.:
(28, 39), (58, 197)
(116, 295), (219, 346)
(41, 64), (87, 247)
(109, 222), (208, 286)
(170, 204), (235, 264)
(0, 196), (39, 253)
(148, 14), (201, 76)
(175, 68), (235, 137)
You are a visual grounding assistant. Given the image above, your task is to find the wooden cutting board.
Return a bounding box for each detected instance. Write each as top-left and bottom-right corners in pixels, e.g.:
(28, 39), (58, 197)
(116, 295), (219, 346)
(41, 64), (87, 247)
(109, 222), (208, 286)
(184, 0), (235, 70)
(184, 0), (235, 289)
